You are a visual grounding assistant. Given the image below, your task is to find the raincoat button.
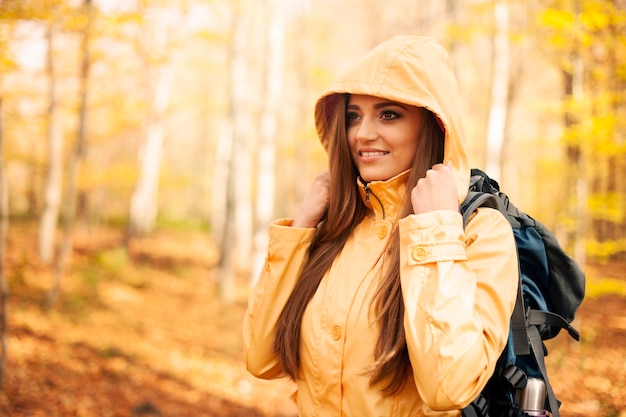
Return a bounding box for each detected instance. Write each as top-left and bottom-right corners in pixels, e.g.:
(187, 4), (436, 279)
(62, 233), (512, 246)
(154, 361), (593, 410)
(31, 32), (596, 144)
(412, 246), (428, 261)
(378, 226), (388, 239)
(331, 325), (341, 341)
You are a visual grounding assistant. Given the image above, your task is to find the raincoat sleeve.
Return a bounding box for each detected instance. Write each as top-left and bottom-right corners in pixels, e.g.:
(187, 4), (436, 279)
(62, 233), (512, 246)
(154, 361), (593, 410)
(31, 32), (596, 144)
(398, 207), (518, 411)
(243, 218), (316, 380)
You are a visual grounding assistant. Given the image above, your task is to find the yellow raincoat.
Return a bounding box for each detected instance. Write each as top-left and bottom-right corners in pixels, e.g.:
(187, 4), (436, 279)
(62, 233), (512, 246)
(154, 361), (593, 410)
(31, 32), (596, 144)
(244, 36), (518, 417)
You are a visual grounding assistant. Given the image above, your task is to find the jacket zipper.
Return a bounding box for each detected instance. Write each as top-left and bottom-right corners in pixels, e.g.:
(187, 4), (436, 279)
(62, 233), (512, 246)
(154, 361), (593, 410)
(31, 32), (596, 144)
(363, 183), (386, 219)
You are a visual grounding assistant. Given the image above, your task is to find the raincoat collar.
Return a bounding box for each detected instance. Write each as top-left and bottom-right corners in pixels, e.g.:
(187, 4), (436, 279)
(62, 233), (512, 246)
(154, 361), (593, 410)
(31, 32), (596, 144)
(357, 169), (410, 221)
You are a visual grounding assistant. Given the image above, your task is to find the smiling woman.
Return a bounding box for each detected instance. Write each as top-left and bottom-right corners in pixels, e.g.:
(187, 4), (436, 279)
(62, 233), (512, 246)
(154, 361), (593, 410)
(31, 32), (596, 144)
(243, 36), (519, 417)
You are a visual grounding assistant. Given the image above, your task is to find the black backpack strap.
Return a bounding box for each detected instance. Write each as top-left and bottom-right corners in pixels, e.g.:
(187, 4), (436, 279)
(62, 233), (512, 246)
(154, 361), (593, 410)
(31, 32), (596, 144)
(462, 394), (489, 417)
(460, 190), (530, 356)
(527, 308), (579, 417)
(461, 192), (506, 229)
(528, 325), (561, 417)
(511, 282), (530, 356)
(527, 309), (580, 341)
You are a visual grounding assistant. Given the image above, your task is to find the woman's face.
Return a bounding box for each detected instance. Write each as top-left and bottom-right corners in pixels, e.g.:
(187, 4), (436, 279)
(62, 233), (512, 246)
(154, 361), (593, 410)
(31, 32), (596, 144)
(346, 94), (423, 182)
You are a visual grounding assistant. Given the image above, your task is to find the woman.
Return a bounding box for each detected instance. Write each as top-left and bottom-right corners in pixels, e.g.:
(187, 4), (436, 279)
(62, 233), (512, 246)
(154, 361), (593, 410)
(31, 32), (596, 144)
(243, 36), (518, 417)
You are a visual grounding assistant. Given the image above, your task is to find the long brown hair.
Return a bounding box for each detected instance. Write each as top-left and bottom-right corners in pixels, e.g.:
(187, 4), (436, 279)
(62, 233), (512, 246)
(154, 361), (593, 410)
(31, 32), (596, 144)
(273, 93), (445, 395)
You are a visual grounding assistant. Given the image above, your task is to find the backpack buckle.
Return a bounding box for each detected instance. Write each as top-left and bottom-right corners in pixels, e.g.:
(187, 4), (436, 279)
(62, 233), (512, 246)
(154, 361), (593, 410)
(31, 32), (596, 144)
(502, 363), (527, 390)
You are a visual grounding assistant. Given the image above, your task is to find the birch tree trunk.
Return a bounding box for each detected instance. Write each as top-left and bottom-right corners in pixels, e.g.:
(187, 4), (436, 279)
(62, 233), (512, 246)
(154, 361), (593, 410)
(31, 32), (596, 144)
(46, 0), (93, 308)
(0, 98), (9, 389)
(39, 21), (64, 265)
(218, 5), (255, 302)
(251, 0), (284, 285)
(127, 64), (174, 237)
(292, 11), (311, 216)
(126, 6), (176, 240)
(210, 122), (232, 254)
(485, 0), (510, 182)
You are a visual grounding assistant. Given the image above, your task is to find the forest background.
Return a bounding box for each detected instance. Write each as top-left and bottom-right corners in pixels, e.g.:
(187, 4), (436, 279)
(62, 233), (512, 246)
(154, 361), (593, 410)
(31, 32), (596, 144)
(0, 0), (625, 416)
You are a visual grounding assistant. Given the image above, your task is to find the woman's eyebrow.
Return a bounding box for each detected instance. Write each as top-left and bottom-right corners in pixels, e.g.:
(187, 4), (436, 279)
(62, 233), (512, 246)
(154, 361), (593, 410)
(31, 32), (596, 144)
(346, 101), (407, 110)
(373, 101), (407, 109)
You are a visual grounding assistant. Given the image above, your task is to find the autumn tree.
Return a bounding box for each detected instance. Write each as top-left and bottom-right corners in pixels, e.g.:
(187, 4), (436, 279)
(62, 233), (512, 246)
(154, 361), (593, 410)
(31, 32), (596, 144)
(46, 0), (94, 307)
(580, 0), (626, 262)
(0, 0), (36, 387)
(485, 0), (510, 181)
(251, 0), (285, 285)
(539, 0), (626, 263)
(216, 0), (256, 302)
(39, 3), (65, 265)
(0, 98), (7, 389)
(126, 1), (178, 240)
(0, 3), (9, 390)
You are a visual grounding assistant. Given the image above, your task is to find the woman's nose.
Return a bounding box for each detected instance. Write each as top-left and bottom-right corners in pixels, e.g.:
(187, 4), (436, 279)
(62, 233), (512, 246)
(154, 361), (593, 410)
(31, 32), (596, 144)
(355, 117), (379, 141)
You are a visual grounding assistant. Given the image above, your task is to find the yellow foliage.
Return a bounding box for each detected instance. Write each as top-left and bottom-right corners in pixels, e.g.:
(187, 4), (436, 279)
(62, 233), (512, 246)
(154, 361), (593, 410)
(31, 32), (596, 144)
(618, 63), (626, 81)
(538, 0), (626, 52)
(539, 9), (575, 32)
(585, 276), (626, 298)
(586, 238), (626, 260)
(559, 102), (624, 155)
(581, 1), (611, 31)
(587, 192), (625, 223)
(589, 116), (623, 155)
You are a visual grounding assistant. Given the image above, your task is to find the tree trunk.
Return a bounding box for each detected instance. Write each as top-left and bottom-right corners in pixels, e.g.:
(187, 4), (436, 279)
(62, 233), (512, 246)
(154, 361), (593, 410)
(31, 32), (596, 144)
(218, 5), (255, 302)
(251, 0), (284, 285)
(0, 98), (9, 389)
(39, 21), (64, 265)
(127, 64), (174, 238)
(210, 121), (233, 254)
(485, 0), (510, 182)
(126, 4), (177, 241)
(46, 0), (93, 308)
(561, 0), (586, 265)
(606, 2), (625, 261)
(291, 11), (312, 218)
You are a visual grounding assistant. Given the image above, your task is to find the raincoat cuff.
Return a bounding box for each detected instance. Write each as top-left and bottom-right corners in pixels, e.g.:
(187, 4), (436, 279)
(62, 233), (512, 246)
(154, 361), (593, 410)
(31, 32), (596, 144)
(399, 210), (466, 265)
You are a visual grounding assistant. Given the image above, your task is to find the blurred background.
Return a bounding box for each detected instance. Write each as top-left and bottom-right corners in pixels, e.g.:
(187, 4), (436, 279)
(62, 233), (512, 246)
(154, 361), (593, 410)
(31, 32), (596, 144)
(0, 0), (624, 416)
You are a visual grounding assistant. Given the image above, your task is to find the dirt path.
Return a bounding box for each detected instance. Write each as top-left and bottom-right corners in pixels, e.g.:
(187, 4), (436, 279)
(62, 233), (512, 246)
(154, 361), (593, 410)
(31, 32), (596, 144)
(1, 225), (625, 416)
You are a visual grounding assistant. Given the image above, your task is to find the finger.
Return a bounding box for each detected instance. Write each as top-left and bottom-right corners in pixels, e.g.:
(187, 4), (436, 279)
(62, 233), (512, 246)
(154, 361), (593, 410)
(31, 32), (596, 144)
(432, 162), (453, 171)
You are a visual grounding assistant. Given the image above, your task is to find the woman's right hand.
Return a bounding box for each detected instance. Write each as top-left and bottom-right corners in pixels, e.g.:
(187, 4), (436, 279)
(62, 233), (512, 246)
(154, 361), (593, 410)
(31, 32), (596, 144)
(411, 162), (459, 214)
(293, 172), (330, 228)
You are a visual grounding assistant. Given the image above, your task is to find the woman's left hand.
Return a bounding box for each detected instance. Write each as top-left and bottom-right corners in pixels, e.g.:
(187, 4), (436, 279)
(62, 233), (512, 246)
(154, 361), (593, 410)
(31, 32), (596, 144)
(411, 162), (459, 214)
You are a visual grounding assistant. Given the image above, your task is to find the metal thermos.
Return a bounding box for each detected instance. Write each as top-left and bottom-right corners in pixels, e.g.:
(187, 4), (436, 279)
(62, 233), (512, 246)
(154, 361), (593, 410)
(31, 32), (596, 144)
(517, 378), (549, 417)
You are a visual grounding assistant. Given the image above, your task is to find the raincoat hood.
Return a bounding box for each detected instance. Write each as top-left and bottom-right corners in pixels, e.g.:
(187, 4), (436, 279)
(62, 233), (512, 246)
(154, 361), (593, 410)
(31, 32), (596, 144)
(314, 35), (470, 201)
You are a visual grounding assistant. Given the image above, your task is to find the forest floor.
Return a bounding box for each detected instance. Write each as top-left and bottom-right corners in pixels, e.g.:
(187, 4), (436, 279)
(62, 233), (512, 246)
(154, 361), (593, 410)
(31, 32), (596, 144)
(0, 222), (625, 417)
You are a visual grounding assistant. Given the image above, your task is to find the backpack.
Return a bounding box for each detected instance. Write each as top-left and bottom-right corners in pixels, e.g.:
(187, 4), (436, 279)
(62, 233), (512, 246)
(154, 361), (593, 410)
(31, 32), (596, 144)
(460, 168), (586, 417)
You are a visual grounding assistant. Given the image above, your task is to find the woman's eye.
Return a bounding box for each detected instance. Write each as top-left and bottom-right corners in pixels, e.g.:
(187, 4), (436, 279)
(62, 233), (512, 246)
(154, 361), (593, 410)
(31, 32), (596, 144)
(380, 110), (399, 120)
(346, 112), (360, 124)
